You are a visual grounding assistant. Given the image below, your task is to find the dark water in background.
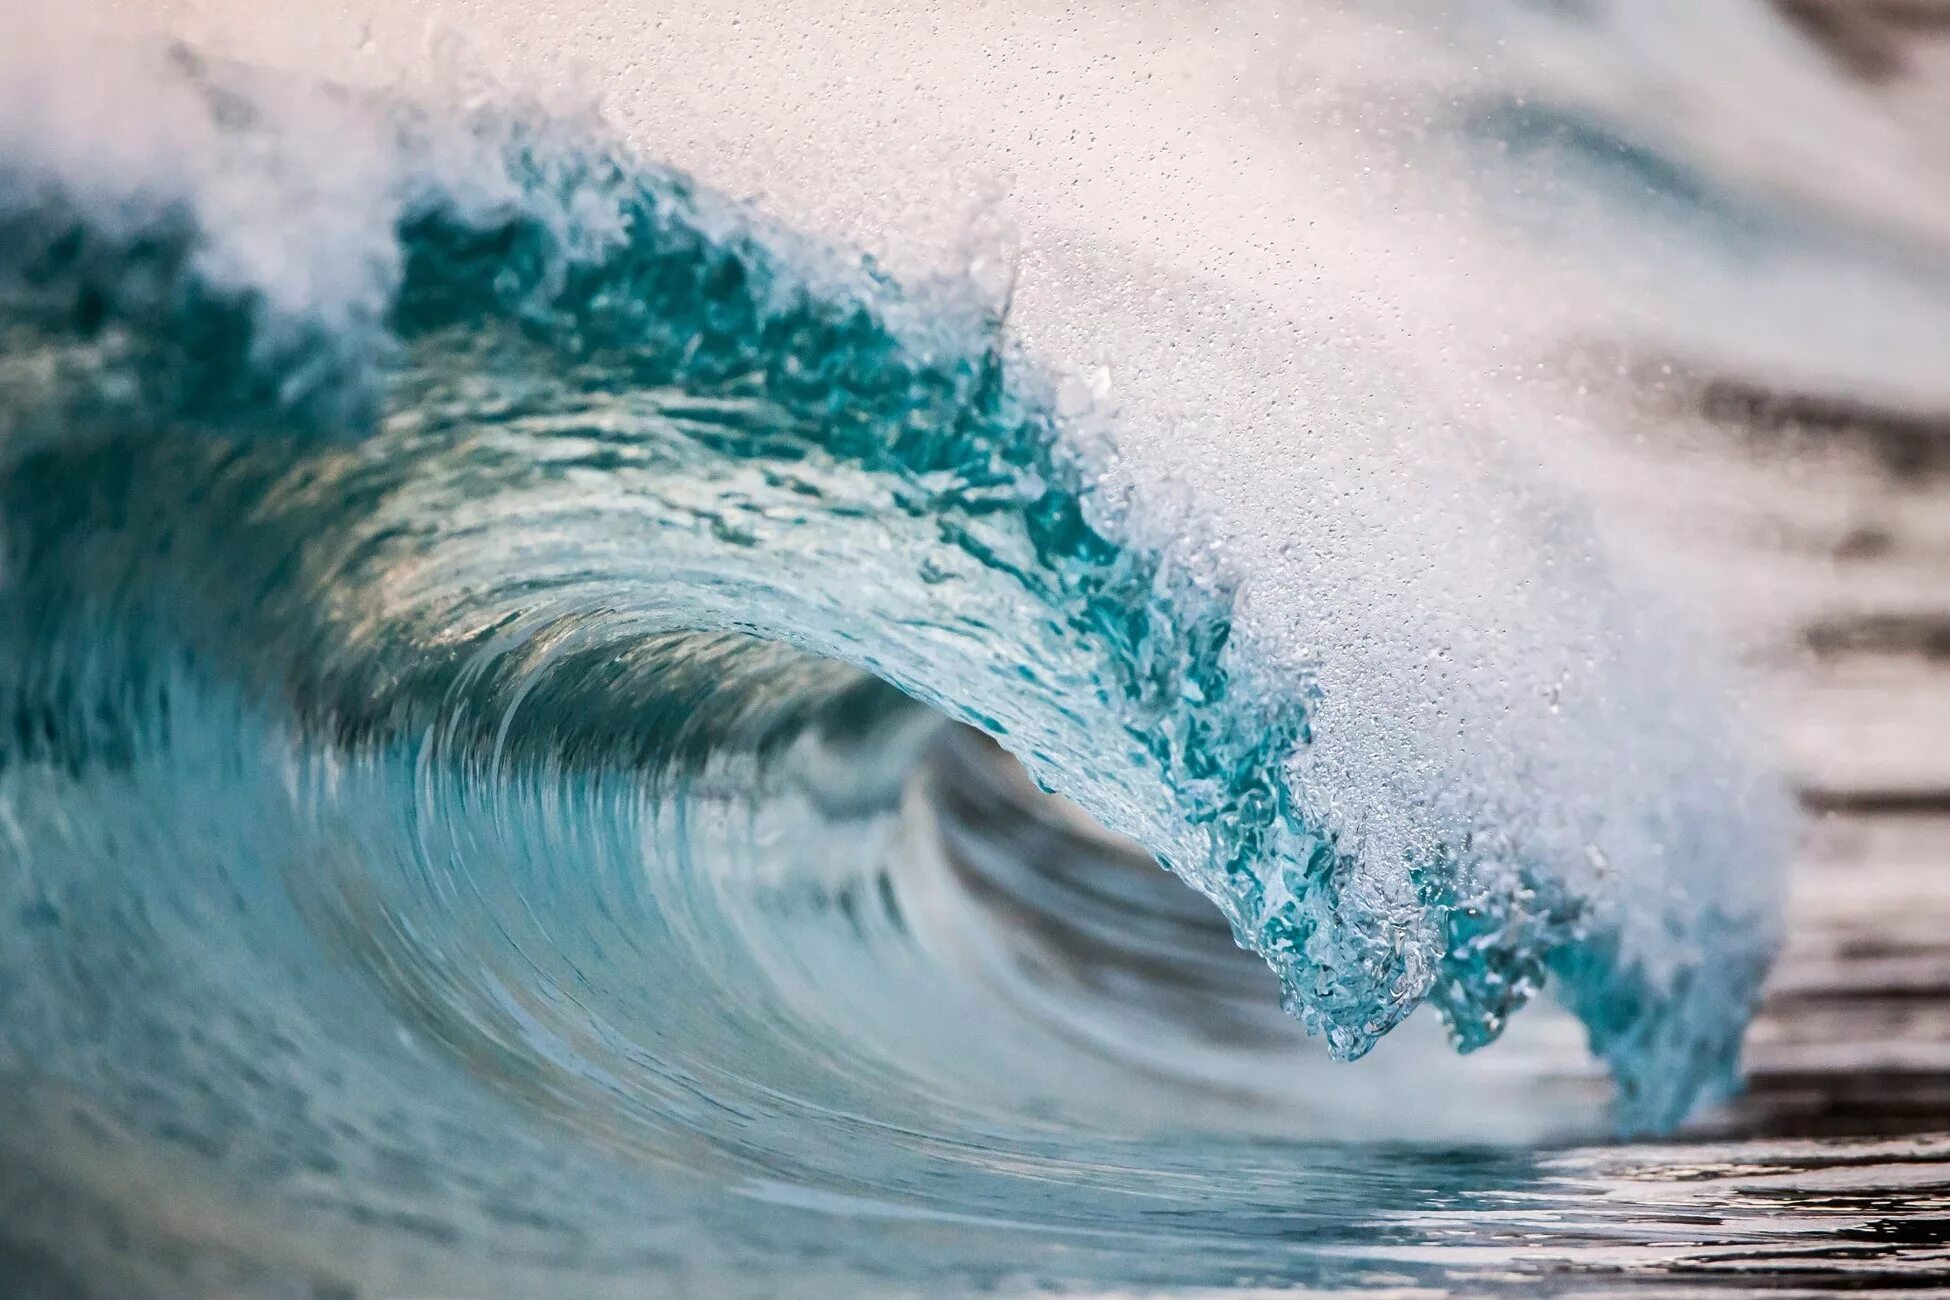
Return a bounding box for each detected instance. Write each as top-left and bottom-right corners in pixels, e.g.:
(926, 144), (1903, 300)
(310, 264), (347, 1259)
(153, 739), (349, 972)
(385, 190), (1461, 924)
(3, 6), (1949, 1297)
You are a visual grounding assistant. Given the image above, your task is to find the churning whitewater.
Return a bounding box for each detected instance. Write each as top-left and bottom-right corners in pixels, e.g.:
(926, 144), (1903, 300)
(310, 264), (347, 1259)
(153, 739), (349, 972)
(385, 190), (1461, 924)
(0, 23), (1790, 1300)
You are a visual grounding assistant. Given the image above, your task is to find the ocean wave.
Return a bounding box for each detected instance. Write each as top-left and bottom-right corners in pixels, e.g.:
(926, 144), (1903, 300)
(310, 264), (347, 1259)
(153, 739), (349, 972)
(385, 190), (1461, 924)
(0, 29), (1791, 1298)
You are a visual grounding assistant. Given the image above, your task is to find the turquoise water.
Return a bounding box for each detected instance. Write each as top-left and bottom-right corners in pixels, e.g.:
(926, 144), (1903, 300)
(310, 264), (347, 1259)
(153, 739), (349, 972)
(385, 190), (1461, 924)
(0, 51), (1792, 1297)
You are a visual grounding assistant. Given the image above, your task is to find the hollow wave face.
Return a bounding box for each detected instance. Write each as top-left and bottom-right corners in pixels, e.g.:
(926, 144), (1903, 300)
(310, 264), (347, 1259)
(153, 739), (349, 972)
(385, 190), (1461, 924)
(0, 27), (1791, 1299)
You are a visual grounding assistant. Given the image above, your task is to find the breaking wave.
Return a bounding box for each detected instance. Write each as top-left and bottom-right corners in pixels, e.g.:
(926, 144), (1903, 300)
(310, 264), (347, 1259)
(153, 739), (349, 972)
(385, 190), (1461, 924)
(0, 27), (1791, 1298)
